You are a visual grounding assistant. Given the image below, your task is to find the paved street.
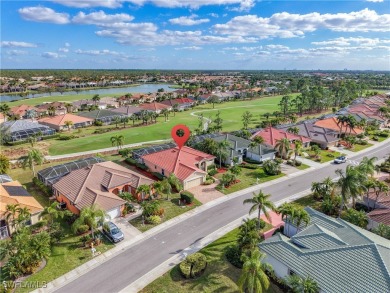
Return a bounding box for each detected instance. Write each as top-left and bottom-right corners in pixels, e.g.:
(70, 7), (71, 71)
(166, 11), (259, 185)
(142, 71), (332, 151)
(53, 142), (389, 293)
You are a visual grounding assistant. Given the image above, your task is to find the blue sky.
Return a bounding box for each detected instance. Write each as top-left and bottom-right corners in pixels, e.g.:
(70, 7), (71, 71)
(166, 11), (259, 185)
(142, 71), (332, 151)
(1, 0), (390, 70)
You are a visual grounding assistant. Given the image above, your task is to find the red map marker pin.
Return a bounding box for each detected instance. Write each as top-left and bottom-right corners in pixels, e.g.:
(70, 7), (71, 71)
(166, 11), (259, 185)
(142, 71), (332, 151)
(171, 124), (191, 149)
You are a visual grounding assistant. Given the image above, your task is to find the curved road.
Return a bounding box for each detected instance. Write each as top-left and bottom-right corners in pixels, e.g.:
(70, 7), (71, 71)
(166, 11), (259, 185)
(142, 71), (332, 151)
(55, 142), (389, 293)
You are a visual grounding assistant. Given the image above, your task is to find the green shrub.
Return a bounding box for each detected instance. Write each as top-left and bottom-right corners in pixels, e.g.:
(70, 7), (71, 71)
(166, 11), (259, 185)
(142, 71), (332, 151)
(208, 164), (216, 170)
(179, 252), (207, 278)
(274, 158), (283, 164)
(263, 160), (281, 175)
(208, 169), (218, 176)
(41, 134), (60, 141)
(181, 191), (195, 204)
(76, 224), (90, 235)
(147, 215), (161, 225)
(32, 177), (52, 196)
(152, 172), (165, 180)
(29, 220), (48, 233)
(118, 148), (132, 158)
(94, 120), (103, 126)
(373, 136), (379, 141)
(225, 245), (243, 268)
(58, 134), (78, 140)
(326, 153), (335, 158)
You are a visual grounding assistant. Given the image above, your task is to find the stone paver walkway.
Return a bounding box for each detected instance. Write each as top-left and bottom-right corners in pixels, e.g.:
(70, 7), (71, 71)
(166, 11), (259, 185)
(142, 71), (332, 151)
(188, 181), (224, 204)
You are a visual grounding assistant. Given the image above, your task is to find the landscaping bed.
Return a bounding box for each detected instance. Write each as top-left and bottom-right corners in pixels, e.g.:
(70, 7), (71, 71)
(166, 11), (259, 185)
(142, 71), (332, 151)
(129, 193), (202, 232)
(141, 228), (283, 293)
(306, 149), (345, 163)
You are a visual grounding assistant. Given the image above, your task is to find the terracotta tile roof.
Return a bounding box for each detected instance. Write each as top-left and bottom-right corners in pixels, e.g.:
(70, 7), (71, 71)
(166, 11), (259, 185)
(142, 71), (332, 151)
(161, 98), (194, 107)
(251, 127), (311, 147)
(140, 102), (171, 112)
(141, 146), (215, 181)
(314, 117), (364, 135)
(53, 161), (154, 211)
(0, 181), (43, 216)
(368, 209), (390, 226)
(9, 105), (39, 117)
(367, 190), (390, 208)
(38, 113), (93, 126)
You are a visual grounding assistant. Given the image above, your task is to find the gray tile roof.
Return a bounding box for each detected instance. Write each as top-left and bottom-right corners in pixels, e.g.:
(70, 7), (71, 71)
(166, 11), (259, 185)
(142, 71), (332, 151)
(260, 207), (390, 293)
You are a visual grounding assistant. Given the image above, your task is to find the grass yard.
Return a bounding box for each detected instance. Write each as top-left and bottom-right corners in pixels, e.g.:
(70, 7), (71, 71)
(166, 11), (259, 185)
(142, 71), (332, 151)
(215, 167), (285, 194)
(13, 225), (114, 293)
(350, 143), (373, 152)
(141, 228), (283, 293)
(293, 194), (321, 210)
(129, 193), (202, 232)
(296, 163), (310, 170)
(305, 149), (345, 163)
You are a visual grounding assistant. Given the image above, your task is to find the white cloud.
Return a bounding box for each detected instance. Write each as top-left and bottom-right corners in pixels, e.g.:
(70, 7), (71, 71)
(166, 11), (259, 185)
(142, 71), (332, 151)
(169, 14), (209, 26)
(58, 47), (69, 53)
(208, 13), (219, 18)
(174, 46), (202, 50)
(312, 37), (390, 47)
(1, 41), (37, 48)
(366, 0), (384, 2)
(214, 9), (390, 39)
(41, 52), (63, 58)
(74, 49), (122, 56)
(64, 42), (70, 47)
(72, 11), (134, 25)
(19, 6), (70, 24)
(229, 0), (255, 12)
(5, 50), (28, 56)
(52, 0), (122, 8)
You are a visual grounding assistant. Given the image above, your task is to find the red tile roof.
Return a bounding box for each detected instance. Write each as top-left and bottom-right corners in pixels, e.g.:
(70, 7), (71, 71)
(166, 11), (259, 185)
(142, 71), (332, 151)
(368, 209), (390, 226)
(38, 113), (93, 126)
(251, 127), (311, 147)
(140, 102), (171, 112)
(314, 117), (364, 135)
(141, 146), (215, 181)
(161, 98), (194, 106)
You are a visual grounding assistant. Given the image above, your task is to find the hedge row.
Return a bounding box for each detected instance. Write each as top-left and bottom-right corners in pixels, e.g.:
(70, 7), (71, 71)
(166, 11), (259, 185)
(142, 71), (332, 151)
(180, 191), (195, 204)
(125, 158), (148, 171)
(4, 134), (59, 146)
(32, 177), (52, 197)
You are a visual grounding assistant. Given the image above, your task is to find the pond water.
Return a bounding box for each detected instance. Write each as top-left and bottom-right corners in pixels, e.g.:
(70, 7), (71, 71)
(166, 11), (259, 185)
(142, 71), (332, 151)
(0, 83), (176, 102)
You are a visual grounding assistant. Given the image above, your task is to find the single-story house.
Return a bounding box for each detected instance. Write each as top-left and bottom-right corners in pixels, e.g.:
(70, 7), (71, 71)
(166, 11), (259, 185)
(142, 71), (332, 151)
(36, 102), (68, 116)
(314, 117), (364, 136)
(278, 122), (339, 149)
(259, 207), (390, 293)
(363, 177), (390, 210)
(0, 180), (44, 239)
(367, 208), (390, 229)
(0, 119), (56, 142)
(209, 133), (275, 165)
(39, 113), (93, 131)
(52, 161), (155, 218)
(161, 98), (195, 110)
(77, 109), (126, 125)
(9, 104), (45, 119)
(110, 106), (141, 117)
(251, 127), (311, 150)
(141, 146), (215, 190)
(139, 102), (172, 114)
(100, 97), (119, 108)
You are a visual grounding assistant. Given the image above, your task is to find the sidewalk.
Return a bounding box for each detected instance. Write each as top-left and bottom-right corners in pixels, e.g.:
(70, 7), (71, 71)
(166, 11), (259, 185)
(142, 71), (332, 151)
(33, 136), (389, 293)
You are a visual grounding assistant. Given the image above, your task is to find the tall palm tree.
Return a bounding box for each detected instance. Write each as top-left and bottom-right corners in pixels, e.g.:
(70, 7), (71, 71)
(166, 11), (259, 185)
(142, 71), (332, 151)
(71, 204), (106, 238)
(243, 190), (276, 228)
(113, 116), (121, 128)
(20, 148), (44, 176)
(336, 166), (364, 215)
(238, 248), (271, 293)
(363, 178), (377, 209)
(358, 156), (377, 178)
(15, 206), (31, 230)
(168, 173), (182, 192)
(237, 218), (260, 251)
(92, 94), (100, 105)
(40, 201), (64, 225)
(275, 138), (290, 159)
(373, 180), (389, 209)
(47, 105), (56, 116)
(292, 140), (303, 163)
(216, 139), (230, 168)
(121, 116), (129, 128)
(294, 207), (311, 233)
(160, 178), (172, 200)
(276, 202), (297, 236)
(110, 135), (124, 151)
(64, 120), (73, 131)
(5, 204), (20, 232)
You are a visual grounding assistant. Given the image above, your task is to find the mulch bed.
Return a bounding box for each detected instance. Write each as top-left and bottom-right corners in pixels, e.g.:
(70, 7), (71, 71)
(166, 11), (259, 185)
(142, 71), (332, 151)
(217, 168), (229, 173)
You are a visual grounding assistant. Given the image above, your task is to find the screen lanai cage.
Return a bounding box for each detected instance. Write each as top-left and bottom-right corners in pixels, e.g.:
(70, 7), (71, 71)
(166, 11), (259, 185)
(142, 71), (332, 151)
(77, 110), (126, 125)
(132, 142), (176, 163)
(0, 120), (56, 142)
(37, 157), (105, 187)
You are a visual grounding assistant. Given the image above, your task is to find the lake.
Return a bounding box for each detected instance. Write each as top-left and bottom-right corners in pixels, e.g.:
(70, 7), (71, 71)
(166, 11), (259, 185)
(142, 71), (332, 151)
(0, 83), (176, 102)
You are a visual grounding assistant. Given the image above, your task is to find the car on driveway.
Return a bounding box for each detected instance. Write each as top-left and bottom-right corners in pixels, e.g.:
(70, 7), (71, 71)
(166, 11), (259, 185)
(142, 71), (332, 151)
(334, 156), (347, 164)
(103, 221), (124, 243)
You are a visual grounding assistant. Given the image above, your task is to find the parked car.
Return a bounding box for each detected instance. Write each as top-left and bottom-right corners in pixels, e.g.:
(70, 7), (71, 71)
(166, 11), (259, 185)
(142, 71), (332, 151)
(334, 156), (347, 164)
(103, 221), (124, 243)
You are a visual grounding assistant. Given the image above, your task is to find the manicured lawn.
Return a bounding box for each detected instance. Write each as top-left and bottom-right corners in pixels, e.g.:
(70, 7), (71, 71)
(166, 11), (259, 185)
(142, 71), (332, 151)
(129, 193), (202, 232)
(293, 194), (321, 210)
(350, 143), (373, 152)
(13, 224), (114, 293)
(141, 228), (283, 293)
(296, 163), (310, 170)
(215, 167), (285, 194)
(305, 149), (345, 163)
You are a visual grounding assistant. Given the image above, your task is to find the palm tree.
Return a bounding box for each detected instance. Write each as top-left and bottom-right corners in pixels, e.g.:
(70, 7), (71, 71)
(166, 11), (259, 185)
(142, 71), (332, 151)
(292, 140), (303, 164)
(40, 202), (64, 225)
(161, 178), (172, 200)
(0, 103), (10, 116)
(136, 184), (151, 201)
(20, 149), (44, 176)
(238, 248), (271, 293)
(15, 206), (31, 230)
(275, 138), (291, 159)
(336, 166), (364, 215)
(168, 173), (182, 192)
(243, 190), (276, 228)
(294, 207), (311, 233)
(92, 94), (100, 105)
(161, 108), (169, 122)
(0, 153), (10, 174)
(5, 204), (20, 232)
(121, 116), (129, 128)
(358, 156), (377, 177)
(110, 135), (124, 151)
(216, 139), (230, 168)
(286, 275), (319, 293)
(64, 120), (73, 131)
(47, 105), (56, 116)
(113, 116), (121, 128)
(71, 204), (106, 238)
(237, 218), (260, 251)
(276, 202), (297, 236)
(287, 126), (300, 135)
(363, 178), (377, 209)
(373, 180), (389, 209)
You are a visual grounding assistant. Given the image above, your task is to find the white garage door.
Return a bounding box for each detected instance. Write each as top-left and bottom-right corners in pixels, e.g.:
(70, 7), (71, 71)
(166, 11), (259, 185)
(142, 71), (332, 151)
(106, 207), (121, 220)
(185, 177), (203, 189)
